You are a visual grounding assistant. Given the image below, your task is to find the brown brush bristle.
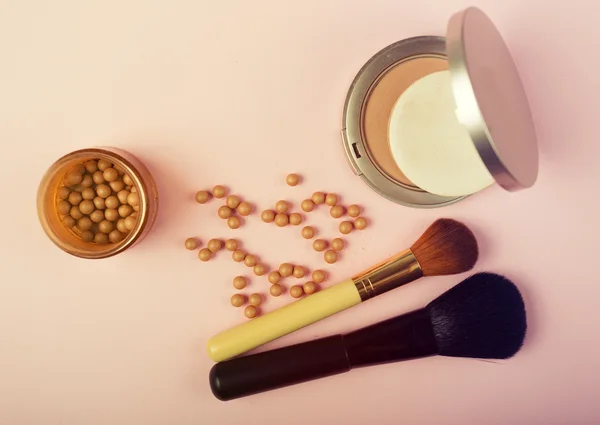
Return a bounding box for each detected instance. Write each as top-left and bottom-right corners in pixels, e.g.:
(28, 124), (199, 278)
(410, 218), (478, 276)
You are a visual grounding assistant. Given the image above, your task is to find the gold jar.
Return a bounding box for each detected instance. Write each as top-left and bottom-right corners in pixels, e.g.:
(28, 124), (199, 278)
(37, 147), (159, 259)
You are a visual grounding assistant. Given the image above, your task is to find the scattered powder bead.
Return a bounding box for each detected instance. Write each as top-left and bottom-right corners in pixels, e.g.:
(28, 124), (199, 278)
(293, 265), (306, 279)
(289, 213), (302, 226)
(123, 174), (134, 186)
(94, 232), (109, 245)
(90, 210), (105, 223)
(275, 201), (289, 214)
(97, 159), (112, 171)
(330, 205), (345, 219)
(118, 205), (133, 218)
(110, 180), (125, 193)
(312, 270), (326, 284)
(269, 284), (284, 297)
(232, 249), (247, 262)
(325, 193), (338, 206)
(92, 171), (105, 185)
(249, 293), (262, 306)
(268, 271), (281, 284)
(96, 184), (111, 199)
(117, 190), (130, 204)
(99, 220), (114, 234)
(185, 238), (199, 250)
(109, 230), (124, 243)
(117, 219), (127, 233)
(331, 238), (345, 251)
(65, 171), (83, 186)
(312, 192), (326, 205)
(244, 305), (258, 319)
(93, 197), (106, 210)
(313, 239), (327, 252)
(274, 213), (289, 227)
(303, 281), (317, 295)
(301, 226), (315, 239)
(81, 230), (94, 242)
(213, 185), (227, 198)
(208, 239), (223, 253)
(301, 199), (315, 212)
(253, 264), (267, 276)
(339, 221), (353, 234)
(103, 167), (118, 183)
(68, 192), (83, 206)
(225, 239), (238, 252)
(227, 216), (242, 229)
(198, 248), (212, 261)
(226, 195), (241, 209)
(233, 276), (247, 290)
(237, 201), (252, 216)
(261, 210), (275, 223)
(124, 215), (137, 231)
(57, 200), (71, 215)
(244, 254), (258, 268)
(81, 188), (95, 200)
(62, 216), (76, 228)
(218, 205), (233, 219)
(81, 175), (94, 188)
(105, 196), (119, 210)
(231, 294), (246, 308)
(85, 160), (98, 174)
(324, 250), (338, 264)
(286, 174), (300, 186)
(127, 192), (140, 207)
(279, 263), (293, 277)
(290, 285), (304, 299)
(57, 186), (71, 200)
(77, 217), (93, 231)
(354, 217), (368, 230)
(70, 206), (83, 220)
(196, 190), (211, 204)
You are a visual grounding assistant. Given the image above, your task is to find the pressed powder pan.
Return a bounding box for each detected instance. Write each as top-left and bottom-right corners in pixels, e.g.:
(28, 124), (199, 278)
(342, 37), (461, 208)
(341, 7), (538, 208)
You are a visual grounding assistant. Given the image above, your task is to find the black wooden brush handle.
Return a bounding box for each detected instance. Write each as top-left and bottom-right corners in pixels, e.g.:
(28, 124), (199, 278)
(209, 335), (350, 401)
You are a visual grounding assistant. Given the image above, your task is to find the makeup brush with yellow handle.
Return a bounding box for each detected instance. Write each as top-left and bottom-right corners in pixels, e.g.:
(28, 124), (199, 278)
(207, 218), (478, 362)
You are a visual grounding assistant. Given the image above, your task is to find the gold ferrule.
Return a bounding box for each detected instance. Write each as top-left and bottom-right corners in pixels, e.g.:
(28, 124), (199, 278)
(352, 249), (423, 302)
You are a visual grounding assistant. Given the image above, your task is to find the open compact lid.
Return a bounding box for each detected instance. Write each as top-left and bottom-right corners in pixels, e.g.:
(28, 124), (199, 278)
(446, 7), (539, 191)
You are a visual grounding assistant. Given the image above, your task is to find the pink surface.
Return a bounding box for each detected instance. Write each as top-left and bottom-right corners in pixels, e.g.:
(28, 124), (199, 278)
(0, 0), (598, 424)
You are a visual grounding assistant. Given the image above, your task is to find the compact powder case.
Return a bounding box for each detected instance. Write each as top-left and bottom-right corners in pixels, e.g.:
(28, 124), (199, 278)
(341, 7), (539, 208)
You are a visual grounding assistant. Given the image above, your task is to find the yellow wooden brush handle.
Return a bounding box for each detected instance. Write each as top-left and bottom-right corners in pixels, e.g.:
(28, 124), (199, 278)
(207, 278), (361, 362)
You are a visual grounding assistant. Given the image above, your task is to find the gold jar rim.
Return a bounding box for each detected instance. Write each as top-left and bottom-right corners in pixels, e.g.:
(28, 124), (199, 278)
(37, 147), (158, 259)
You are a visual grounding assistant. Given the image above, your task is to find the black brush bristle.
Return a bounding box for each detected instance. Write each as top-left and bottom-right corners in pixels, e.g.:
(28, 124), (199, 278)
(426, 272), (527, 359)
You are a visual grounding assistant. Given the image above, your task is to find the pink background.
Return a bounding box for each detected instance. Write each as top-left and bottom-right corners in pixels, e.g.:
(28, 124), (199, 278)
(1, 0), (598, 424)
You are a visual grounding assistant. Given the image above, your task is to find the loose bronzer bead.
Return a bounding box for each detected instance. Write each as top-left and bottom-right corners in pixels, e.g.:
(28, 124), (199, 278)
(289, 213), (302, 226)
(237, 202), (252, 216)
(225, 239), (238, 252)
(286, 174), (300, 186)
(293, 265), (306, 279)
(324, 250), (338, 264)
(261, 210), (275, 223)
(325, 193), (338, 206)
(233, 276), (247, 290)
(312, 192), (326, 205)
(185, 238), (199, 250)
(290, 285), (304, 299)
(231, 294), (246, 308)
(354, 217), (368, 230)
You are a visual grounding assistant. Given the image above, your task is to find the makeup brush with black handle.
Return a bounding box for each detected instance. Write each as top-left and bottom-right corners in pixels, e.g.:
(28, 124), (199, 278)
(210, 272), (526, 401)
(207, 218), (478, 362)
